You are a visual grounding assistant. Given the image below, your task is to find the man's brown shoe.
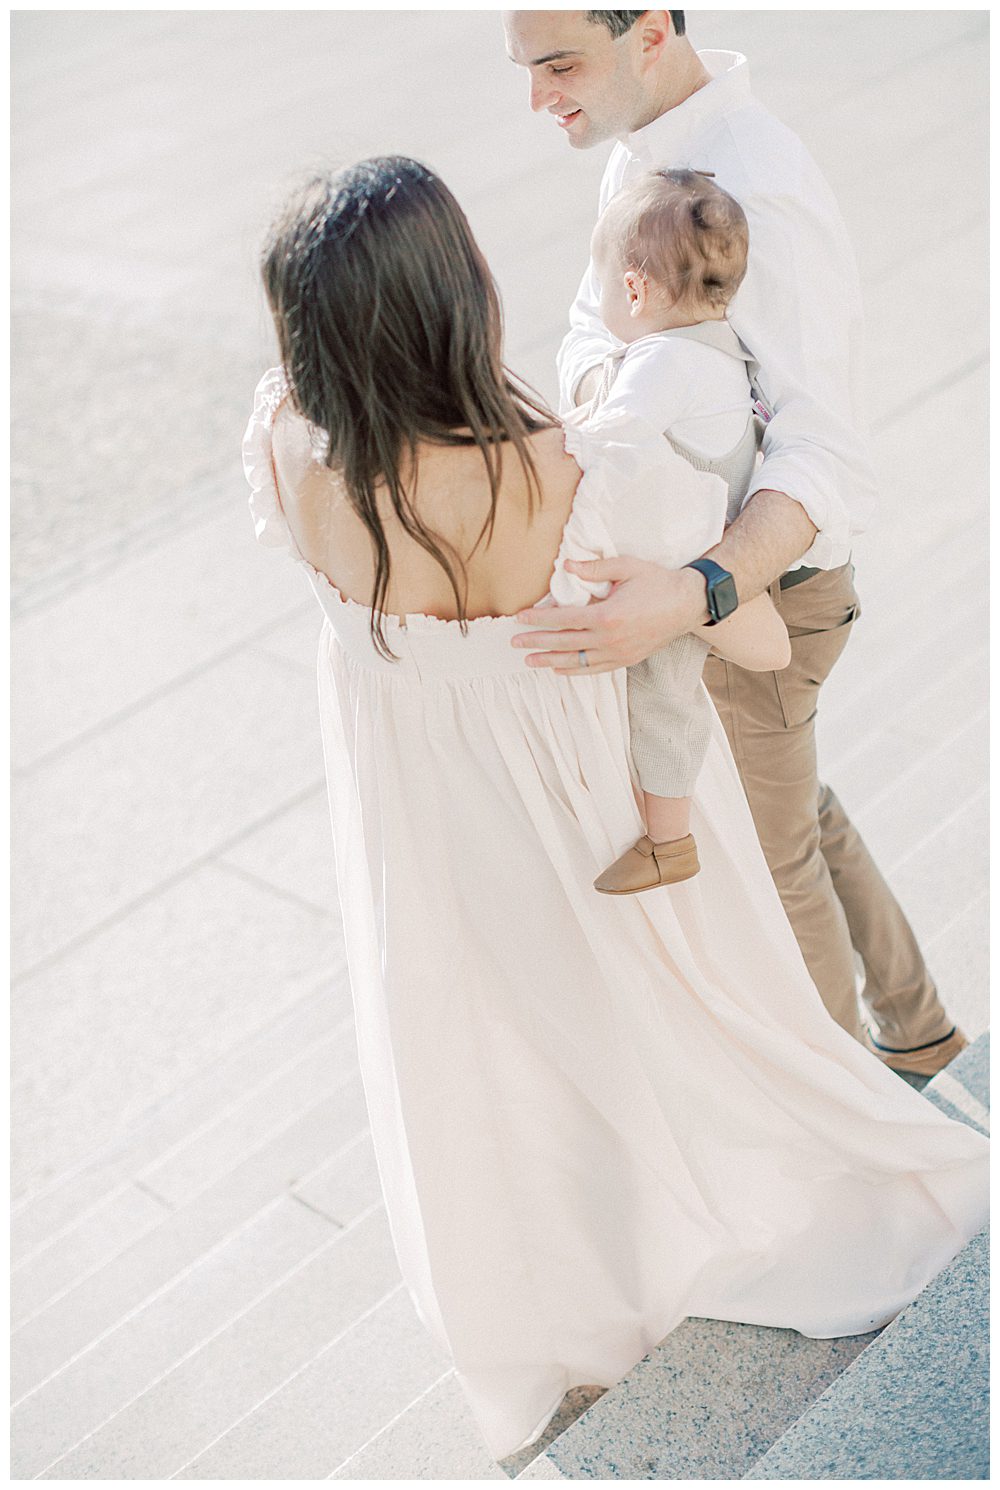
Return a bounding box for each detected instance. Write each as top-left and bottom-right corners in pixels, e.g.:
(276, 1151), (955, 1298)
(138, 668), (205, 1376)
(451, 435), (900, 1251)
(595, 834), (700, 894)
(863, 1024), (969, 1077)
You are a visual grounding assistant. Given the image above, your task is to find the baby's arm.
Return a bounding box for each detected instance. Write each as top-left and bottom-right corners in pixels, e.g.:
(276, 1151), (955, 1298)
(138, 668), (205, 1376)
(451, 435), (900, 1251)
(589, 338), (693, 429)
(692, 591), (791, 671)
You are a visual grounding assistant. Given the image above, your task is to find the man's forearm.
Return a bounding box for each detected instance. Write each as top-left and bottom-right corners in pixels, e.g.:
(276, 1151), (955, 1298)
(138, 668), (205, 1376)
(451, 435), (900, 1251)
(705, 489), (818, 603)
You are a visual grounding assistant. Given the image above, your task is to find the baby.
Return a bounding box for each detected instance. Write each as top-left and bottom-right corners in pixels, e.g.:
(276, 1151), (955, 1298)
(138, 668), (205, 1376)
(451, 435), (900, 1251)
(581, 168), (778, 895)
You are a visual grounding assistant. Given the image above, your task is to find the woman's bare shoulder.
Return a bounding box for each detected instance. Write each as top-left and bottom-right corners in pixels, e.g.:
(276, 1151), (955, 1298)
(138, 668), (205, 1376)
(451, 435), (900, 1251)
(524, 422), (581, 487)
(271, 398), (317, 482)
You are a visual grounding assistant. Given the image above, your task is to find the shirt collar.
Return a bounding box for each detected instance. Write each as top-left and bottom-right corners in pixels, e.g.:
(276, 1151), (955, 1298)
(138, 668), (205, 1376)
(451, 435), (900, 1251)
(620, 50), (751, 164)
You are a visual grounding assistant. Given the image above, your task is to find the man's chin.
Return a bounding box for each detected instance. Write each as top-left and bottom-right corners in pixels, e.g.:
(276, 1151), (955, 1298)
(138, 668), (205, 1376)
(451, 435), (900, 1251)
(564, 118), (613, 150)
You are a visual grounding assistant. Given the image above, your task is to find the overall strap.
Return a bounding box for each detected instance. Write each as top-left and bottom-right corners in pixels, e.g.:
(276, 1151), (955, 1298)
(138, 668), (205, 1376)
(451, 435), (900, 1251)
(657, 322), (771, 420)
(666, 414), (759, 525)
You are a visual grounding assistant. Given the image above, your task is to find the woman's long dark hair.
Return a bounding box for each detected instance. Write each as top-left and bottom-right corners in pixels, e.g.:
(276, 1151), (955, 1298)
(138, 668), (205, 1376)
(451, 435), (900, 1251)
(262, 156), (558, 658)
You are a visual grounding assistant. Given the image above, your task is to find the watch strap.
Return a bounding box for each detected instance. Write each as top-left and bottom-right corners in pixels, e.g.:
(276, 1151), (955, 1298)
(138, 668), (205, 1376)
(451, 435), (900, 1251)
(685, 557), (737, 625)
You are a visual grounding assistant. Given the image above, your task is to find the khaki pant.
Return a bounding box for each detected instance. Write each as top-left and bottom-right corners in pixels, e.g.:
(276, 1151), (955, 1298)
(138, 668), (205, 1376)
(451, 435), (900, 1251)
(703, 563), (955, 1047)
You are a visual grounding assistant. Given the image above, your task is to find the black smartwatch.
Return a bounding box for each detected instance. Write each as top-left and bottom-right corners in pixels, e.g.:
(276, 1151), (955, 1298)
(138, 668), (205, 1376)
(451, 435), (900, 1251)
(684, 557), (738, 625)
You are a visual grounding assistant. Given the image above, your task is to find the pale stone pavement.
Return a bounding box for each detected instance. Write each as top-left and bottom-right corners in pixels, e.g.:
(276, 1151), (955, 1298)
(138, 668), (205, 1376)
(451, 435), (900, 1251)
(11, 10), (988, 1479)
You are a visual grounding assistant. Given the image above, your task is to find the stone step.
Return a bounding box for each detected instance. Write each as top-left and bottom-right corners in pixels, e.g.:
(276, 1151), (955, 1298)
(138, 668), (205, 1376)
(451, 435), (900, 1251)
(517, 1034), (989, 1480)
(40, 1206), (408, 1478)
(12, 1195), (334, 1477)
(11, 1015), (360, 1325)
(742, 1225), (988, 1481)
(741, 1033), (989, 1480)
(12, 1075), (369, 1400)
(518, 1320), (876, 1480)
(923, 1028), (989, 1131)
(10, 976), (348, 1259)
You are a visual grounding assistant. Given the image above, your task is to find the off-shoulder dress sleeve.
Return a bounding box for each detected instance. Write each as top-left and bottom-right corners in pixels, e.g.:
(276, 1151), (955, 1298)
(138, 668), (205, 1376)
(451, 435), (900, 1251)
(548, 407), (729, 607)
(242, 366), (294, 550)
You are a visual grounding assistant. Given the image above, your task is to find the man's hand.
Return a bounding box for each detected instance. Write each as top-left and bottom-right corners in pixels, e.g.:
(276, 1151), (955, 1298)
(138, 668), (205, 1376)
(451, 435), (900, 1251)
(512, 558), (709, 674)
(510, 490), (820, 675)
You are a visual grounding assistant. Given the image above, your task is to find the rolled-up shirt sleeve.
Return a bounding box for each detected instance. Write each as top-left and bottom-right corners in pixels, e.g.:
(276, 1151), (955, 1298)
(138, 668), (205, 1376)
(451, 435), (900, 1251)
(556, 153), (623, 413)
(731, 185), (878, 569)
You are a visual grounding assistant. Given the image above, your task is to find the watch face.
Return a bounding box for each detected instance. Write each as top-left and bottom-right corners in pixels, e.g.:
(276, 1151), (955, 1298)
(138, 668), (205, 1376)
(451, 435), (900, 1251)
(711, 573), (739, 620)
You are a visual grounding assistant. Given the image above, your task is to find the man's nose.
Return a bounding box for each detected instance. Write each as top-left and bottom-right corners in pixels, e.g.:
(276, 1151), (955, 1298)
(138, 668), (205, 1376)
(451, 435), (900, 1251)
(529, 73), (560, 112)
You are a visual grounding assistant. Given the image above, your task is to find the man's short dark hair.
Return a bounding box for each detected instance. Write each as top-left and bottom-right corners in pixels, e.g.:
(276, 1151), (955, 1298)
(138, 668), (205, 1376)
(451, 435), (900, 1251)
(586, 11), (686, 39)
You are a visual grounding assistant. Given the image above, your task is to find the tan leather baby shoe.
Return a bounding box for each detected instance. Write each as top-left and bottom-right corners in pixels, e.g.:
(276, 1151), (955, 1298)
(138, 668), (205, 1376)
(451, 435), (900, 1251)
(594, 834), (700, 894)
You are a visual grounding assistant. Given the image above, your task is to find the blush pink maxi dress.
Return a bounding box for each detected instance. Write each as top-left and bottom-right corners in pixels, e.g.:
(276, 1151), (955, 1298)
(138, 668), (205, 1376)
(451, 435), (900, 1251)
(243, 367), (988, 1462)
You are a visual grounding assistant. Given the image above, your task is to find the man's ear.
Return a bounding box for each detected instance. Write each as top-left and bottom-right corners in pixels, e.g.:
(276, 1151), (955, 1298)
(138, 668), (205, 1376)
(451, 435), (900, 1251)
(637, 11), (672, 59)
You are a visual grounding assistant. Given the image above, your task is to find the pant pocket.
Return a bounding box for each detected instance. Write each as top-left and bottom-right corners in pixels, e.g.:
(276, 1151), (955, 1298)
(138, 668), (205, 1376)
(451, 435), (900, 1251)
(775, 604), (859, 729)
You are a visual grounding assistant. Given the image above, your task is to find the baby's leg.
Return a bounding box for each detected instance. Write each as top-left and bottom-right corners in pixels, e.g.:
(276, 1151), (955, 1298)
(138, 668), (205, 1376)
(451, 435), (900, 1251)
(628, 633), (714, 811)
(594, 635), (712, 894)
(643, 791), (692, 844)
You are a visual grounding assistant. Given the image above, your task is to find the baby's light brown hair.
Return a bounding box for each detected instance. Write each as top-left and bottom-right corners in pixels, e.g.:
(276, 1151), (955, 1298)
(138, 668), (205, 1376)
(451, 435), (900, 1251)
(600, 168), (749, 317)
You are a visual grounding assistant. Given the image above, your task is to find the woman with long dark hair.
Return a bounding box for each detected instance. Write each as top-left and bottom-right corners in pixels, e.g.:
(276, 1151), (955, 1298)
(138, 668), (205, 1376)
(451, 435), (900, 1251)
(243, 157), (987, 1462)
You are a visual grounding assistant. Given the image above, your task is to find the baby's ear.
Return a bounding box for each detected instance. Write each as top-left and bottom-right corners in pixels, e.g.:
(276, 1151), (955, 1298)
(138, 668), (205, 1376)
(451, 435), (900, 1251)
(624, 269), (646, 312)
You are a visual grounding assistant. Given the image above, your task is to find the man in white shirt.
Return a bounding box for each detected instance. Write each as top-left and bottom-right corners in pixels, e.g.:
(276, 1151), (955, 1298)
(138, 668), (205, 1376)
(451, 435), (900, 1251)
(504, 9), (966, 1075)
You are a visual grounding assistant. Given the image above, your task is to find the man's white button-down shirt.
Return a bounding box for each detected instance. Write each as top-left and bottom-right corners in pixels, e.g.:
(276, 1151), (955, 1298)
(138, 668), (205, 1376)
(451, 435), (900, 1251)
(557, 50), (877, 571)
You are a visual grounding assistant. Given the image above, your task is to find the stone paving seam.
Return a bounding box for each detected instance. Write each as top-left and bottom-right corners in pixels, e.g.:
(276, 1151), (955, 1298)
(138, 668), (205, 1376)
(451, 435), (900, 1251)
(11, 1180), (174, 1278)
(847, 720), (985, 836)
(877, 779), (986, 881)
(13, 1050), (361, 1309)
(821, 625), (984, 748)
(209, 856), (334, 920)
(821, 639), (985, 779)
(783, 15), (986, 126)
(13, 1185), (297, 1411)
(11, 479), (236, 620)
(35, 1221), (398, 1478)
(927, 1075), (989, 1133)
(326, 1367), (457, 1480)
(129, 1015), (357, 1188)
(867, 205), (986, 289)
(11, 975), (343, 1224)
(870, 351), (989, 436)
(914, 886), (988, 961)
(287, 1191), (350, 1228)
(828, 738), (985, 883)
(290, 1130), (374, 1225)
(11, 1064), (364, 1333)
(16, 1195), (387, 1420)
(163, 1276), (407, 1481)
(821, 666), (986, 805)
(131, 1055), (362, 1212)
(11, 776), (327, 986)
(13, 600), (311, 776)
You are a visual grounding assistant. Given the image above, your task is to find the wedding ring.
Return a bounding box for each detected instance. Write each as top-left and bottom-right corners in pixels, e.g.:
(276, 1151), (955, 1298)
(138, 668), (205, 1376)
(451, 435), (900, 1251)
(578, 649), (589, 668)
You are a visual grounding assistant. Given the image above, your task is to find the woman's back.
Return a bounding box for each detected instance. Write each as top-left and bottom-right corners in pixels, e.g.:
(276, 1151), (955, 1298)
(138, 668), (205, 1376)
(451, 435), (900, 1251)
(270, 398), (583, 623)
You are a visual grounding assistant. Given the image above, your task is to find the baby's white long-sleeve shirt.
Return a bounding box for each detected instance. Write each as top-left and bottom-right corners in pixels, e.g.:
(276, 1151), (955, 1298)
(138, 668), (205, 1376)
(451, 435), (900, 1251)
(592, 330), (753, 459)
